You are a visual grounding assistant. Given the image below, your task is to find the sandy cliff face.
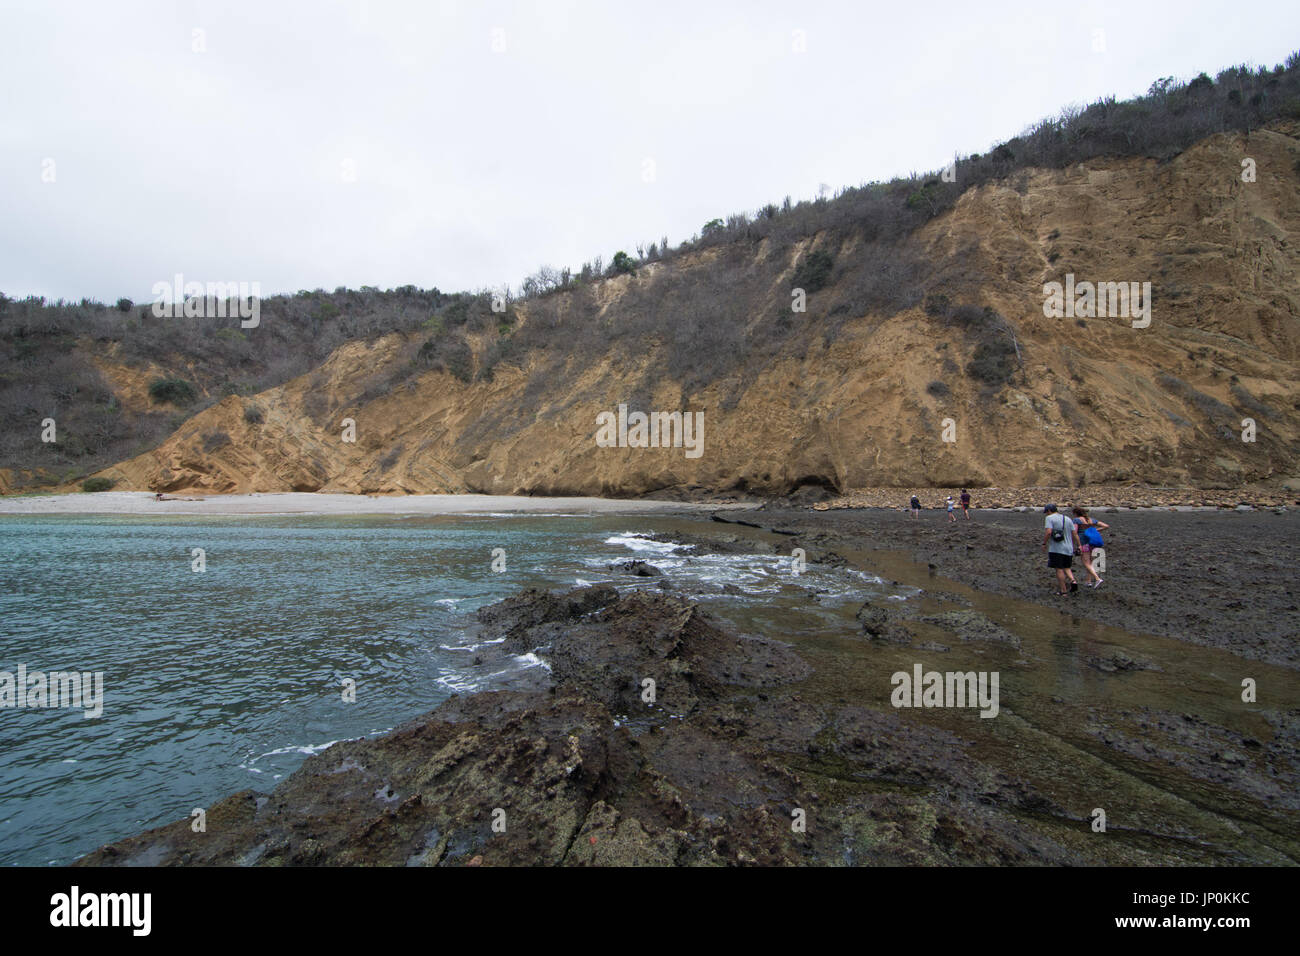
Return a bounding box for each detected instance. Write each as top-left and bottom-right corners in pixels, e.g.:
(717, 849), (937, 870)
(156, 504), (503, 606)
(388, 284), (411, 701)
(92, 127), (1300, 497)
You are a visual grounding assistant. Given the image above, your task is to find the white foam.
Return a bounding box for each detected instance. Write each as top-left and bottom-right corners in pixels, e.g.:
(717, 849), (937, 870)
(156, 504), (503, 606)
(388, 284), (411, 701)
(604, 533), (686, 555)
(513, 651), (551, 671)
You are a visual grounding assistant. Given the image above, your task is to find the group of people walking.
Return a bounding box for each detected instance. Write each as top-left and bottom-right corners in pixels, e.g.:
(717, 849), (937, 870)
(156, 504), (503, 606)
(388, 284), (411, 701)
(1042, 504), (1107, 594)
(905, 492), (1110, 596)
(909, 489), (971, 521)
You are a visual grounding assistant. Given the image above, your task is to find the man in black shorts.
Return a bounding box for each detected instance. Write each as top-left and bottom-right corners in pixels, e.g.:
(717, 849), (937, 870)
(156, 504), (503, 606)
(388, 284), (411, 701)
(1041, 503), (1081, 595)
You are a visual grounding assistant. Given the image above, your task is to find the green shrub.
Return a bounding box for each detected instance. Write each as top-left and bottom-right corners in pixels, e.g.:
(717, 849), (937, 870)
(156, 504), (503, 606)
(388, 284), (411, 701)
(148, 378), (197, 406)
(442, 339), (473, 382)
(906, 185), (940, 215)
(791, 250), (834, 293)
(445, 299), (471, 325)
(927, 380), (951, 397)
(612, 251), (637, 275)
(966, 339), (1018, 385)
(243, 404), (264, 424)
(116, 298), (133, 313)
(949, 304), (991, 328)
(923, 293), (951, 317)
(81, 477), (114, 492)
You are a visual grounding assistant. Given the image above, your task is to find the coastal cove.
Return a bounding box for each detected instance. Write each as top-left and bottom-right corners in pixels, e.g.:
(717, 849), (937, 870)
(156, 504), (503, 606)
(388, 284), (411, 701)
(0, 510), (879, 865)
(2, 505), (1292, 866)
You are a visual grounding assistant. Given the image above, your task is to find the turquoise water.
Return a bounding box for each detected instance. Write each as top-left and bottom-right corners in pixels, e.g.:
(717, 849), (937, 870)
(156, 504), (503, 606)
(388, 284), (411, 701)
(0, 513), (890, 865)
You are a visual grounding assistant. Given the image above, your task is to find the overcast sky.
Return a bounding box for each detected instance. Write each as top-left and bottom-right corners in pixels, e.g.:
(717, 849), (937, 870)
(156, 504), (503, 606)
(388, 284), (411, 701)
(3, 0), (1298, 304)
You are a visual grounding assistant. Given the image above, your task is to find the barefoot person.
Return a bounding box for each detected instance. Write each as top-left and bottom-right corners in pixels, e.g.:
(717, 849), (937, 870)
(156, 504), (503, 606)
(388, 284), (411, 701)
(960, 488), (971, 519)
(1072, 507), (1108, 587)
(946, 495), (957, 522)
(909, 493), (921, 518)
(1042, 503), (1081, 595)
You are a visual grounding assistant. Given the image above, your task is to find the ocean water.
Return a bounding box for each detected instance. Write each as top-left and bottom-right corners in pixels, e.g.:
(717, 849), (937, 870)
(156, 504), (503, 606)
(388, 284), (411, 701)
(0, 513), (896, 865)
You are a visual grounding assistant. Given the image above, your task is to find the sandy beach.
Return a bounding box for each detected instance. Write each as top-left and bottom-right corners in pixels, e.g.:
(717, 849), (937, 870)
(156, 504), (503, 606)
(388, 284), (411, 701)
(0, 491), (757, 516)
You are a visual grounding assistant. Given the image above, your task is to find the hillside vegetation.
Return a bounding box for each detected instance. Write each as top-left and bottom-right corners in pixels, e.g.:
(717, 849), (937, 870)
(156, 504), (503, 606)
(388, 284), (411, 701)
(3, 55), (1300, 496)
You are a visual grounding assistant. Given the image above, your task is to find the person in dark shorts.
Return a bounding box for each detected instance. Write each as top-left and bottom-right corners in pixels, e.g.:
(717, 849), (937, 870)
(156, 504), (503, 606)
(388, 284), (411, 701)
(909, 494), (921, 518)
(1042, 503), (1081, 595)
(959, 488), (971, 519)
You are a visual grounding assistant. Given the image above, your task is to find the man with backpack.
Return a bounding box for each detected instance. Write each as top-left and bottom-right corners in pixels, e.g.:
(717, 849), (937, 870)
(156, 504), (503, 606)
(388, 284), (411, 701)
(1042, 503), (1082, 595)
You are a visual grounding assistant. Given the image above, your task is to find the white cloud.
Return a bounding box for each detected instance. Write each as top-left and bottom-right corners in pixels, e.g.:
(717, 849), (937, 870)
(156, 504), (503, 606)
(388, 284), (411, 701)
(2, 0), (1297, 302)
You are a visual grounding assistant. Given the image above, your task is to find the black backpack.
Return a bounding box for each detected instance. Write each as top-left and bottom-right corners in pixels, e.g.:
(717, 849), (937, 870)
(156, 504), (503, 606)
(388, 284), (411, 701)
(1050, 514), (1068, 543)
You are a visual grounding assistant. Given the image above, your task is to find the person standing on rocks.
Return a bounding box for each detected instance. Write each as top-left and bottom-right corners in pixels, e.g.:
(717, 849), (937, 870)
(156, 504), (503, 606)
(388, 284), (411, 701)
(1042, 503), (1081, 595)
(960, 488), (971, 519)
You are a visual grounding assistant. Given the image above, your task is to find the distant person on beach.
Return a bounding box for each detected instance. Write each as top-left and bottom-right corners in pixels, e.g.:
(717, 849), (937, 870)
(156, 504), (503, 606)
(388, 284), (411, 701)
(910, 494), (921, 518)
(1042, 503), (1081, 594)
(960, 488), (971, 519)
(946, 495), (956, 522)
(1072, 507), (1108, 587)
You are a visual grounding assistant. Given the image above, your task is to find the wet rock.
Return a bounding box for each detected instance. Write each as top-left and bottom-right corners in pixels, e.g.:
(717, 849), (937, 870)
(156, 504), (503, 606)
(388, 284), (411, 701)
(475, 586), (619, 640)
(919, 610), (1022, 650)
(645, 531), (749, 554)
(855, 602), (912, 644)
(856, 604), (890, 634)
(610, 559), (662, 577)
(76, 570), (1296, 868)
(1084, 654), (1161, 673)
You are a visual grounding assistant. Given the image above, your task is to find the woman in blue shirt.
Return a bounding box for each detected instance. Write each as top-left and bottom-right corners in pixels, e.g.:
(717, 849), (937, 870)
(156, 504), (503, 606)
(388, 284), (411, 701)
(1071, 507), (1108, 588)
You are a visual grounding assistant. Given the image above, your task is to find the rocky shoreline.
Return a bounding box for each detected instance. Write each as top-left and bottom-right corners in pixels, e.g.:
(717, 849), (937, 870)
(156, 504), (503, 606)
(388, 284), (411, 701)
(811, 485), (1300, 510)
(744, 504), (1300, 670)
(79, 515), (1299, 865)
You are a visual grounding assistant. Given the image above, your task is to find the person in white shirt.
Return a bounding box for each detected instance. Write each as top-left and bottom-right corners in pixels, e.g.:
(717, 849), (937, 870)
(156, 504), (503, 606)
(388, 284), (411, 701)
(1041, 503), (1082, 595)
